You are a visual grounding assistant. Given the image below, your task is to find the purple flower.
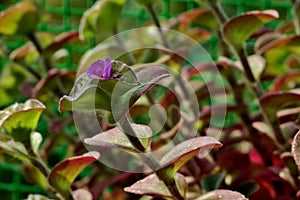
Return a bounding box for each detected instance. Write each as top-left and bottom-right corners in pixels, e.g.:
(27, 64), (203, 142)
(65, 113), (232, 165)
(86, 56), (112, 79)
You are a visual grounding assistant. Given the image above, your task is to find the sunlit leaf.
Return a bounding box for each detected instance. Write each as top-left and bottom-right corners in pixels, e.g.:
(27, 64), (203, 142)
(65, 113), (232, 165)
(48, 151), (100, 198)
(23, 164), (49, 189)
(159, 137), (222, 176)
(84, 123), (152, 152)
(79, 0), (126, 40)
(124, 173), (186, 199)
(0, 99), (45, 143)
(195, 189), (248, 200)
(223, 10), (279, 50)
(0, 140), (29, 161)
(72, 189), (93, 200)
(26, 194), (49, 200)
(30, 131), (42, 155)
(292, 130), (300, 167)
(0, 1), (39, 35)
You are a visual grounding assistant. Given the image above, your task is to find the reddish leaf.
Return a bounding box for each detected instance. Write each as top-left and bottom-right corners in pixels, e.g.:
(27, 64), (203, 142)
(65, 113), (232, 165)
(124, 173), (186, 199)
(260, 91), (300, 123)
(223, 10), (279, 49)
(195, 189), (248, 200)
(43, 32), (79, 57)
(270, 70), (300, 92)
(84, 124), (152, 152)
(32, 69), (76, 98)
(159, 136), (222, 176)
(48, 152), (100, 198)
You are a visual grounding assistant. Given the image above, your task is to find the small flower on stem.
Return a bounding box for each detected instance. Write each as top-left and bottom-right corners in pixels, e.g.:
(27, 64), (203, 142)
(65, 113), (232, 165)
(86, 56), (112, 79)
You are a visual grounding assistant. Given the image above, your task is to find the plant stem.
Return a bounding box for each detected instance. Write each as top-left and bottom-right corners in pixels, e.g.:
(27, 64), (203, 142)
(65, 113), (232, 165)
(146, 4), (169, 48)
(209, 1), (228, 24)
(117, 114), (184, 199)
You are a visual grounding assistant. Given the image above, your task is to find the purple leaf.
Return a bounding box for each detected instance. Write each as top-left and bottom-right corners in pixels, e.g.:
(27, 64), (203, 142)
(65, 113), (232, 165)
(195, 189), (248, 200)
(124, 173), (186, 199)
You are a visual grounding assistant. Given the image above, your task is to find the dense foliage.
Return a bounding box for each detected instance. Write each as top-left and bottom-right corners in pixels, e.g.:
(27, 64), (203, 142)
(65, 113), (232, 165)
(0, 0), (300, 199)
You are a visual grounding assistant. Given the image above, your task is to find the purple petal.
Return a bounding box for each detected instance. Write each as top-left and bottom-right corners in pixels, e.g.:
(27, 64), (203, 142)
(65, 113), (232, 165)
(102, 56), (112, 78)
(86, 57), (112, 79)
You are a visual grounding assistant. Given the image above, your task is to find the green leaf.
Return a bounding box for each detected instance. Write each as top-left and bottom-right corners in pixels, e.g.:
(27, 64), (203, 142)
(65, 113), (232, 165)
(0, 140), (29, 161)
(26, 194), (49, 200)
(195, 189), (248, 200)
(259, 91), (300, 123)
(201, 173), (225, 193)
(59, 66), (169, 122)
(124, 173), (186, 199)
(292, 130), (300, 167)
(0, 1), (39, 35)
(159, 137), (222, 176)
(175, 8), (219, 31)
(257, 35), (300, 74)
(79, 0), (126, 40)
(0, 99), (45, 143)
(223, 10), (279, 50)
(48, 151), (100, 198)
(84, 123), (152, 152)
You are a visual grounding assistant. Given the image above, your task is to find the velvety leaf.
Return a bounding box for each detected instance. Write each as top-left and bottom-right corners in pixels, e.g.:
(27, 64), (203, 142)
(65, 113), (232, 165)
(0, 99), (45, 143)
(223, 10), (279, 49)
(72, 189), (93, 200)
(43, 32), (79, 57)
(26, 194), (49, 200)
(254, 32), (282, 52)
(195, 189), (248, 200)
(84, 124), (152, 152)
(257, 35), (300, 54)
(30, 131), (42, 155)
(260, 91), (300, 123)
(0, 140), (29, 161)
(9, 43), (37, 63)
(172, 8), (219, 31)
(60, 66), (169, 121)
(79, 0), (126, 40)
(124, 173), (186, 199)
(270, 70), (300, 92)
(292, 130), (300, 167)
(0, 1), (39, 35)
(159, 137), (222, 176)
(48, 151), (100, 197)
